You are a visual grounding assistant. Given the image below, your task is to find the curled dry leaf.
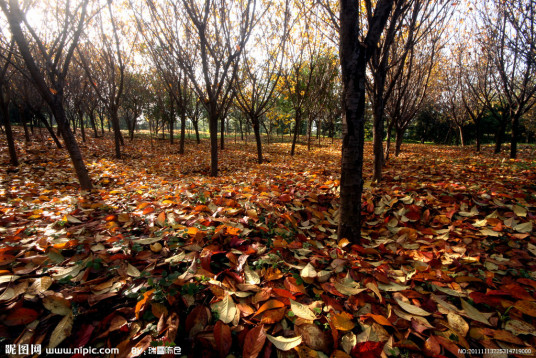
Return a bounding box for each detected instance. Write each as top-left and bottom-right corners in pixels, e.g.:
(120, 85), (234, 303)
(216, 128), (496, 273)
(266, 334), (302, 351)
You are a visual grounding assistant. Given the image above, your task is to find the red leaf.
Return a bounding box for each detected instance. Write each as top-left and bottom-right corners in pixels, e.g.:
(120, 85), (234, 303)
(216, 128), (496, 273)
(214, 321), (232, 358)
(243, 325), (266, 358)
(351, 341), (384, 358)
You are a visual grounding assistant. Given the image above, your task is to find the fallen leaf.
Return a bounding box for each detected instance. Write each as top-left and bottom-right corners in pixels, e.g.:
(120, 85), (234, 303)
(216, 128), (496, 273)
(211, 294), (237, 324)
(460, 298), (490, 326)
(48, 312), (74, 348)
(243, 325), (266, 358)
(395, 298), (431, 316)
(290, 299), (317, 320)
(266, 334), (302, 351)
(4, 307), (39, 326)
(505, 320), (536, 336)
(447, 311), (469, 337)
(331, 311), (355, 331)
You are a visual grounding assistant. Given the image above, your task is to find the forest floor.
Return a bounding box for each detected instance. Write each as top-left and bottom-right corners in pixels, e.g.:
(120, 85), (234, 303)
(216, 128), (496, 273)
(0, 131), (536, 358)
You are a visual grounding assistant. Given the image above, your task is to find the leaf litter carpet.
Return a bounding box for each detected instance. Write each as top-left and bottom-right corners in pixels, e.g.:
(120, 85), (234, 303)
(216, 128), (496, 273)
(1, 134), (535, 357)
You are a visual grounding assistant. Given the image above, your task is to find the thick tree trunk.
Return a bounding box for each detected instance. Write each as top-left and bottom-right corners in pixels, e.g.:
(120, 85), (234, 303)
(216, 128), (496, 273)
(290, 110), (301, 156)
(494, 119), (506, 154)
(252, 117), (263, 164)
(52, 101), (92, 190)
(209, 113), (219, 176)
(338, 0), (395, 244)
(510, 114), (519, 158)
(0, 98), (18, 166)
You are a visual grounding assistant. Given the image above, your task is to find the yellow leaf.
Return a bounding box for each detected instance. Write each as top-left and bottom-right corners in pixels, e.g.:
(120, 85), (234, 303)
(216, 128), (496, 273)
(331, 312), (355, 331)
(290, 299), (316, 320)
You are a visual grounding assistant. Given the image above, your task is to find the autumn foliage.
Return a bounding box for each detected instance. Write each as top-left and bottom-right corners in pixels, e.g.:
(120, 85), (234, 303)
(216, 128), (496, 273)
(1, 132), (536, 357)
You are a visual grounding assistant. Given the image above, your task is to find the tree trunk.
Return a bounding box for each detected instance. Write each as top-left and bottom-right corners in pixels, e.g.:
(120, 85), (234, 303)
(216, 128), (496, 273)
(79, 111), (86, 143)
(290, 110), (301, 156)
(510, 114), (519, 158)
(395, 129), (403, 157)
(209, 113), (219, 176)
(239, 118), (244, 141)
(337, 0), (395, 244)
(253, 117), (263, 164)
(52, 101), (92, 190)
(35, 111), (62, 148)
(20, 108), (30, 143)
(385, 123), (393, 161)
(110, 109), (122, 159)
(169, 100), (174, 145)
(89, 110), (99, 138)
(494, 118), (506, 154)
(179, 111), (186, 155)
(475, 114), (481, 152)
(220, 116), (225, 150)
(307, 117), (312, 151)
(458, 124), (464, 147)
(0, 96), (18, 166)
(372, 109), (384, 182)
(99, 112), (105, 136)
(193, 120), (200, 144)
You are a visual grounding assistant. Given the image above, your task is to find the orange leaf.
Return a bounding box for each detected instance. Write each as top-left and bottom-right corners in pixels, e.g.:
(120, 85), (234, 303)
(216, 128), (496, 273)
(135, 289), (154, 319)
(260, 307), (286, 324)
(142, 206), (155, 215)
(514, 300), (536, 317)
(226, 226), (241, 236)
(361, 313), (394, 327)
(331, 312), (355, 331)
(156, 212), (166, 227)
(187, 227), (199, 236)
(136, 202), (150, 210)
(252, 299), (285, 319)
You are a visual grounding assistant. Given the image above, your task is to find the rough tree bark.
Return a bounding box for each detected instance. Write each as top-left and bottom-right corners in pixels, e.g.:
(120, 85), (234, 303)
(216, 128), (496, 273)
(338, 0), (395, 243)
